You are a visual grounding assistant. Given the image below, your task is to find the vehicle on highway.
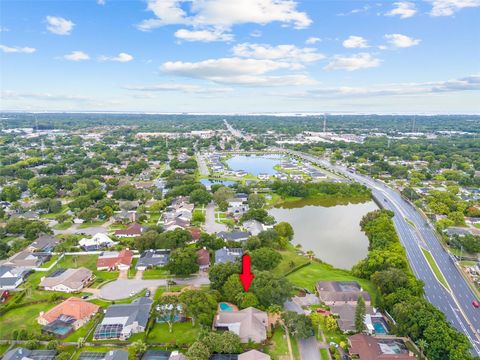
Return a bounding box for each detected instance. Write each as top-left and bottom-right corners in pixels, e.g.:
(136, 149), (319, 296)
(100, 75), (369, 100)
(145, 290), (151, 297)
(129, 291), (136, 297)
(81, 295), (89, 299)
(472, 300), (480, 309)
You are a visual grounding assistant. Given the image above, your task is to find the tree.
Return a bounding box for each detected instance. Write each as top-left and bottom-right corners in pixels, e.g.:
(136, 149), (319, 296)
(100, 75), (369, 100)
(238, 292), (259, 309)
(250, 247), (282, 270)
(187, 341), (210, 360)
(156, 295), (180, 333)
(247, 193), (266, 209)
(46, 340), (59, 350)
(166, 248), (199, 276)
(128, 340), (147, 360)
(0, 185), (21, 202)
(274, 221), (294, 241)
(55, 353), (71, 360)
(192, 211), (206, 224)
(222, 274), (244, 303)
(78, 207), (100, 222)
(209, 262), (240, 290)
(325, 316), (338, 332)
(250, 271), (293, 307)
(179, 290), (218, 326)
(282, 311), (314, 339)
(213, 187), (235, 206)
(355, 295), (366, 332)
(190, 189), (212, 206)
(76, 337), (85, 349)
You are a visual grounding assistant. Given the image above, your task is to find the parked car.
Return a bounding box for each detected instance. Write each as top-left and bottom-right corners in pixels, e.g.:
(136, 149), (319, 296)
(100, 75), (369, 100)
(145, 290), (151, 297)
(472, 300), (480, 308)
(81, 295), (89, 300)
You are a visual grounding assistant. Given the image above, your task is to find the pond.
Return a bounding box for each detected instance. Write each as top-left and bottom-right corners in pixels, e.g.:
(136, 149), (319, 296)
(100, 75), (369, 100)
(200, 178), (237, 189)
(225, 154), (284, 176)
(269, 199), (378, 269)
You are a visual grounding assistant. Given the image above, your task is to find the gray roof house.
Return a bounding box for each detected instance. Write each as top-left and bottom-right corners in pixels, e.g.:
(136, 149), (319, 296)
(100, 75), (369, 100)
(3, 348), (57, 360)
(27, 235), (61, 252)
(215, 248), (243, 264)
(136, 249), (170, 269)
(217, 231), (250, 242)
(213, 307), (268, 343)
(93, 297), (153, 340)
(79, 350), (128, 360)
(243, 220), (265, 236)
(316, 281), (371, 306)
(0, 265), (30, 290)
(5, 250), (51, 268)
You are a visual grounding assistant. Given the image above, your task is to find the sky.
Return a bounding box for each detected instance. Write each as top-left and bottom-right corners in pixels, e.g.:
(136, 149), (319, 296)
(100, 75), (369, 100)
(1, 0), (479, 114)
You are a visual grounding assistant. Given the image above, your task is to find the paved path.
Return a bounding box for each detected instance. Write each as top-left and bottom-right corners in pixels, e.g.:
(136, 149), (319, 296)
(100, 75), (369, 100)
(204, 202), (227, 234)
(99, 275), (210, 300)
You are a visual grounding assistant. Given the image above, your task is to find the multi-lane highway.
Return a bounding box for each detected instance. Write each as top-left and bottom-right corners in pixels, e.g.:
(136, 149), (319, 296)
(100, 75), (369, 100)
(282, 148), (480, 356)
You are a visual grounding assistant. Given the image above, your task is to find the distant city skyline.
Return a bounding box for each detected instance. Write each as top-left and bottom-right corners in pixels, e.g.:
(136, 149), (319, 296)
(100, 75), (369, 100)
(1, 0), (479, 113)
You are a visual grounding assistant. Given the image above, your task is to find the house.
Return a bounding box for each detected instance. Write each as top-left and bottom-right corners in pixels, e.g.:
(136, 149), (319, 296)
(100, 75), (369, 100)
(227, 198), (244, 208)
(444, 227), (475, 237)
(38, 297), (100, 337)
(189, 227), (202, 242)
(27, 235), (61, 252)
(141, 351), (186, 360)
(79, 233), (115, 251)
(136, 249), (170, 269)
(239, 350), (271, 360)
(197, 248), (210, 271)
(93, 297), (152, 340)
(258, 173), (270, 180)
(40, 267), (94, 293)
(114, 223), (144, 238)
(217, 231), (250, 242)
(5, 250), (51, 268)
(78, 350), (129, 360)
(348, 334), (416, 360)
(2, 348), (57, 360)
(215, 247), (243, 264)
(227, 203), (249, 218)
(330, 303), (376, 332)
(316, 281), (371, 306)
(0, 265), (30, 290)
(466, 217), (480, 225)
(113, 210), (137, 224)
(243, 220), (265, 236)
(213, 307), (268, 343)
(96, 250), (134, 271)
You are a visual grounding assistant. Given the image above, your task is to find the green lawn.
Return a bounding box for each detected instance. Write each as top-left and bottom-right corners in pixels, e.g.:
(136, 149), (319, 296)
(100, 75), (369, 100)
(0, 302), (47, 339)
(272, 247), (309, 277)
(421, 247), (450, 290)
(0, 344), (11, 356)
(286, 261), (379, 305)
(143, 267), (170, 279)
(53, 222), (72, 230)
(78, 220), (107, 229)
(147, 322), (199, 346)
(63, 315), (100, 342)
(267, 326), (300, 360)
(320, 348), (329, 360)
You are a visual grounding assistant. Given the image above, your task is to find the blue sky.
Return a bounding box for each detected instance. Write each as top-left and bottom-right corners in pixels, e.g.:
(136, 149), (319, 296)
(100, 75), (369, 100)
(1, 0), (479, 113)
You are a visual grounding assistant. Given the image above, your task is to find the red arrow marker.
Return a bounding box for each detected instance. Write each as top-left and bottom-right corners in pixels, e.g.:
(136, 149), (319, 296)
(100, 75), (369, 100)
(239, 254), (254, 292)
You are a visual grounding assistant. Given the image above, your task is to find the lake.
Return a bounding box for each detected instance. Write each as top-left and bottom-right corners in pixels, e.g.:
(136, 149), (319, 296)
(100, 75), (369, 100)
(226, 154), (284, 176)
(269, 199), (378, 269)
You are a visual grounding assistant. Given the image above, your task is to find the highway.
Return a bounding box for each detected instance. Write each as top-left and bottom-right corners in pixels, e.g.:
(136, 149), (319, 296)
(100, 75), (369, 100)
(282, 148), (480, 356)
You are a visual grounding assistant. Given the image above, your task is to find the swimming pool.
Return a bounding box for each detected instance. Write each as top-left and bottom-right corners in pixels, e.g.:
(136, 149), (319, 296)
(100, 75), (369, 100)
(373, 320), (388, 334)
(219, 302), (234, 311)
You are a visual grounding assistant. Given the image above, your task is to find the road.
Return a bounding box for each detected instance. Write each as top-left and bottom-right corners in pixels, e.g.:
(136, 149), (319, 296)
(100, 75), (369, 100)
(204, 202), (227, 234)
(282, 148), (480, 356)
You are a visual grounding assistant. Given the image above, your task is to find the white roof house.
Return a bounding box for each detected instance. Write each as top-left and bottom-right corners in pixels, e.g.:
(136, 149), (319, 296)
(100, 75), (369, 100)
(79, 233), (115, 250)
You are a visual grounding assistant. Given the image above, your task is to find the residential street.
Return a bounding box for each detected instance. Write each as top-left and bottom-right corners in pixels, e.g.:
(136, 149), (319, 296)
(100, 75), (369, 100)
(204, 202), (227, 234)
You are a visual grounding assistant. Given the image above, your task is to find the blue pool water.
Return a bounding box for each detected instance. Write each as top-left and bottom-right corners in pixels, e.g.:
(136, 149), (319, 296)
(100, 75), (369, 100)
(219, 302), (234, 311)
(373, 320), (388, 334)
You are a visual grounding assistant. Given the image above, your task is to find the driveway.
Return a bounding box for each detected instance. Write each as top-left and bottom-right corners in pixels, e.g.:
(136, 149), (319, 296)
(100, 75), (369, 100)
(204, 202), (227, 234)
(99, 275), (210, 300)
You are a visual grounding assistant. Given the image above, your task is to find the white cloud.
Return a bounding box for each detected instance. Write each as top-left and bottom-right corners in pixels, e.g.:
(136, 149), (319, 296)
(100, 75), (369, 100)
(99, 52), (134, 62)
(0, 45), (36, 53)
(324, 53), (382, 71)
(342, 36), (369, 49)
(232, 43), (324, 63)
(429, 0), (480, 16)
(123, 83), (233, 94)
(97, 0), (106, 4)
(385, 2), (417, 18)
(161, 57), (316, 86)
(0, 27), (10, 32)
(175, 28), (234, 42)
(384, 34), (421, 48)
(302, 75), (480, 98)
(305, 37), (321, 45)
(63, 51), (90, 61)
(46, 16), (75, 35)
(137, 0), (312, 35)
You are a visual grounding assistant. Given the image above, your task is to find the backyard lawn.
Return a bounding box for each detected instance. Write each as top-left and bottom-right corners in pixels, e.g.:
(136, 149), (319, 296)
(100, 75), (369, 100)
(0, 302), (47, 339)
(286, 261), (379, 305)
(267, 326), (300, 360)
(147, 322), (199, 346)
(272, 247), (309, 277)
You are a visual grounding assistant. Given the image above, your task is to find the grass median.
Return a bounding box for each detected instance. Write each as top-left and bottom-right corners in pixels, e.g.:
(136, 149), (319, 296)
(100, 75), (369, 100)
(420, 247), (450, 291)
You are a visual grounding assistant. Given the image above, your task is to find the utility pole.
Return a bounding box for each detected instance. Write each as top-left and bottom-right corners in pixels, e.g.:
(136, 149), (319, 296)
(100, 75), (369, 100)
(323, 113), (327, 133)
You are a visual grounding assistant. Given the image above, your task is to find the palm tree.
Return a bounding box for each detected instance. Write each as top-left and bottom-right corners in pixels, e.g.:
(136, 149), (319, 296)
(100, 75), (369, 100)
(417, 339), (427, 359)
